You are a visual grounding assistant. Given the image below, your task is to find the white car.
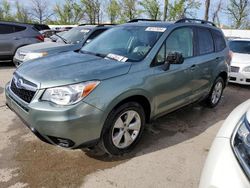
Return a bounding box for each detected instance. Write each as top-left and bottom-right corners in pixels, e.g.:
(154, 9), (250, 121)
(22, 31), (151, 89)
(199, 99), (250, 188)
(229, 38), (250, 85)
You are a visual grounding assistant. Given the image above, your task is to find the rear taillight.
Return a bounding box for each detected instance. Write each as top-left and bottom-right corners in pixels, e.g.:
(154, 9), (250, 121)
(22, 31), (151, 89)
(36, 35), (44, 42)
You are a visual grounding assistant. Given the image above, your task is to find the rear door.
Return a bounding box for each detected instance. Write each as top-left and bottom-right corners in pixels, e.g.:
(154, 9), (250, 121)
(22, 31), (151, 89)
(0, 23), (27, 57)
(190, 27), (216, 101)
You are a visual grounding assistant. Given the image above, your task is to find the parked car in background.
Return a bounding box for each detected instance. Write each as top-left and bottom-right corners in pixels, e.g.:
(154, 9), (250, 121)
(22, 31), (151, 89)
(199, 99), (250, 188)
(0, 21), (46, 63)
(13, 25), (113, 66)
(49, 31), (67, 42)
(228, 38), (250, 85)
(40, 29), (62, 39)
(6, 19), (230, 155)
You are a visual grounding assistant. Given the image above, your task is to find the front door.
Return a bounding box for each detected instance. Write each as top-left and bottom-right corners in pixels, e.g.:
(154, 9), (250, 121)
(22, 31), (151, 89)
(150, 27), (195, 115)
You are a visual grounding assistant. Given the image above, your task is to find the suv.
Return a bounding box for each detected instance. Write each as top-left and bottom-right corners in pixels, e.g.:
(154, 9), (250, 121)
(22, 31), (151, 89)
(0, 21), (46, 63)
(5, 19), (230, 155)
(13, 25), (113, 66)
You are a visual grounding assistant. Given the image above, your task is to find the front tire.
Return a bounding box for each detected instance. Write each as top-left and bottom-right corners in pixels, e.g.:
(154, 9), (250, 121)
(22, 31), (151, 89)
(101, 102), (145, 155)
(205, 77), (225, 108)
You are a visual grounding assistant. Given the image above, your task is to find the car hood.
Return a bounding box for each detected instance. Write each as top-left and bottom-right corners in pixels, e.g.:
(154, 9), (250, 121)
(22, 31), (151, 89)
(19, 41), (81, 54)
(231, 53), (250, 65)
(16, 51), (132, 89)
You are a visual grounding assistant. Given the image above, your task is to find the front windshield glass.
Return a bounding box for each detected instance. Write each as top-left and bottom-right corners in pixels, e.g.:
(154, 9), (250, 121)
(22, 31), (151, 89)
(61, 27), (90, 44)
(81, 26), (165, 62)
(229, 41), (250, 54)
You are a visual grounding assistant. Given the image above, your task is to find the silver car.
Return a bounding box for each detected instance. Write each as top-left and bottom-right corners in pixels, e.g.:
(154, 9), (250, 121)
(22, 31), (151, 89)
(0, 21), (46, 63)
(200, 99), (250, 188)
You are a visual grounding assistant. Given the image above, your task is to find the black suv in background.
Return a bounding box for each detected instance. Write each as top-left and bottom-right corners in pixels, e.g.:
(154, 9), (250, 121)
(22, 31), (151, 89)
(0, 21), (47, 63)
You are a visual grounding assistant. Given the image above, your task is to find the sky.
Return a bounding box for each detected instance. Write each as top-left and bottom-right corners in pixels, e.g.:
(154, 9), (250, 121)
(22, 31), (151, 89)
(6, 0), (231, 26)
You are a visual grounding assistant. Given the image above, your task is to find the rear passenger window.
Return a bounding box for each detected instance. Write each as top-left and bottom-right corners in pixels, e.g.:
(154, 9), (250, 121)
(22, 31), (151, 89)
(14, 25), (26, 32)
(197, 28), (214, 55)
(211, 30), (226, 52)
(0, 24), (25, 34)
(0, 24), (15, 34)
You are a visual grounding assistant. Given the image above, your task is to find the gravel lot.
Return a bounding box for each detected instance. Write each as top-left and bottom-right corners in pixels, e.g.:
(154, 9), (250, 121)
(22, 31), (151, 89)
(0, 63), (249, 188)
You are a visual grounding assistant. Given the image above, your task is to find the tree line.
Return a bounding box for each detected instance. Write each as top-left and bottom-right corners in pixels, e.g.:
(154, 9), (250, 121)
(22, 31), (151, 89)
(0, 0), (249, 29)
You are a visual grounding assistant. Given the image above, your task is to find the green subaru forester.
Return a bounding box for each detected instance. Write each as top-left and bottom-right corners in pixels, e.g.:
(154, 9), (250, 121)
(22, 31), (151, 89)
(5, 19), (230, 155)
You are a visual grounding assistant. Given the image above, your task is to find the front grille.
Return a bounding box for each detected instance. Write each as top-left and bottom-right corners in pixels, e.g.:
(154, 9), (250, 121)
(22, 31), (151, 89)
(10, 75), (37, 103)
(230, 66), (240, 73)
(246, 79), (250, 83)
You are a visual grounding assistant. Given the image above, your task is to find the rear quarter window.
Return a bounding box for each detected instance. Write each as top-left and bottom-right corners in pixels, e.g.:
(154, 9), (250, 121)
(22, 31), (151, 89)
(211, 30), (226, 52)
(196, 27), (214, 55)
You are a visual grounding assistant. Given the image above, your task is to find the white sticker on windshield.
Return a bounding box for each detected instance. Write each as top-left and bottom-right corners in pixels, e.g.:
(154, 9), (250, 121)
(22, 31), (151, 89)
(106, 53), (128, 62)
(80, 29), (90, 33)
(145, 27), (166, 32)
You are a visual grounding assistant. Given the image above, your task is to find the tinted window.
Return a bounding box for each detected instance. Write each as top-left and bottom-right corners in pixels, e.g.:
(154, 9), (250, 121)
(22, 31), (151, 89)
(0, 24), (15, 34)
(212, 30), (226, 52)
(229, 41), (250, 54)
(62, 27), (91, 44)
(88, 29), (107, 40)
(197, 28), (214, 55)
(14, 25), (26, 32)
(166, 27), (193, 58)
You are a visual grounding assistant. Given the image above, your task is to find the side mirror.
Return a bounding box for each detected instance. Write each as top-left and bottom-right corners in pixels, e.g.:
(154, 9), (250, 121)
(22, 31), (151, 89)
(162, 52), (184, 71)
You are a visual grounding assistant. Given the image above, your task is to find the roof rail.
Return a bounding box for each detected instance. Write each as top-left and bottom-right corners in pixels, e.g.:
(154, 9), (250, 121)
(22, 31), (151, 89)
(128, 19), (159, 23)
(78, 23), (115, 27)
(175, 18), (216, 27)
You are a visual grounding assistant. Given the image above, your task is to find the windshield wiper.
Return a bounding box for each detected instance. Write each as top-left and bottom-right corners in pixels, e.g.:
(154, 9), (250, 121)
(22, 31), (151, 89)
(80, 50), (106, 58)
(55, 33), (68, 44)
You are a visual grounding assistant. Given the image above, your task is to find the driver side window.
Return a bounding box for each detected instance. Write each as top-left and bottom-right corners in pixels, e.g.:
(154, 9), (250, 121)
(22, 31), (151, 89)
(154, 27), (193, 66)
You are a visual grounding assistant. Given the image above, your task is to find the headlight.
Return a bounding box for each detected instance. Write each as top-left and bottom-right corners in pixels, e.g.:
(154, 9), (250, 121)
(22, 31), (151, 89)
(243, 66), (250, 72)
(232, 115), (250, 179)
(23, 52), (48, 61)
(41, 81), (100, 105)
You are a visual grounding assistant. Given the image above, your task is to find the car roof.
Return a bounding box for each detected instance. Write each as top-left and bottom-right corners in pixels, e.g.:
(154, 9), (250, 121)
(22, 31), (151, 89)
(0, 21), (50, 30)
(122, 21), (171, 28)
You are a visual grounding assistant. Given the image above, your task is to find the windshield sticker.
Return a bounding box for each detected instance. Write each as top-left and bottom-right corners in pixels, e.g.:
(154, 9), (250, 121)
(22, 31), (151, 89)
(80, 29), (90, 33)
(145, 27), (166, 32)
(106, 53), (128, 62)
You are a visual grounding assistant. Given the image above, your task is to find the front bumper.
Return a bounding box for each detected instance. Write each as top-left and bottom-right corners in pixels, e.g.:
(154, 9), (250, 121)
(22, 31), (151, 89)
(5, 83), (105, 149)
(229, 72), (250, 85)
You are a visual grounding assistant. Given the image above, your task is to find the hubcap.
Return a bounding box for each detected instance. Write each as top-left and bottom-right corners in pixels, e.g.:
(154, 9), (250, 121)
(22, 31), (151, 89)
(112, 110), (141, 149)
(211, 81), (223, 105)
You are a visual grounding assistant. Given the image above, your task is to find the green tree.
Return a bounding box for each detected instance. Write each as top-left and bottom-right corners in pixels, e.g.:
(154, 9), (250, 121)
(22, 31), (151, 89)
(107, 0), (121, 24)
(163, 0), (169, 21)
(54, 0), (84, 24)
(140, 0), (161, 20)
(81, 0), (101, 24)
(0, 0), (14, 21)
(204, 0), (210, 21)
(168, 0), (201, 21)
(15, 1), (31, 23)
(226, 0), (249, 29)
(120, 0), (141, 22)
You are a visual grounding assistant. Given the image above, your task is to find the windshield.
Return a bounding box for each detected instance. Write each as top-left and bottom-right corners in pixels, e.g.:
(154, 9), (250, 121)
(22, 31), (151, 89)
(60, 27), (90, 44)
(229, 41), (250, 54)
(81, 26), (165, 62)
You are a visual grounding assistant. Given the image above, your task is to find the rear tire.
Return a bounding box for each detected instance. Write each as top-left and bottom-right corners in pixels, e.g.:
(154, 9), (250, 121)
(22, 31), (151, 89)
(205, 77), (225, 108)
(101, 102), (145, 155)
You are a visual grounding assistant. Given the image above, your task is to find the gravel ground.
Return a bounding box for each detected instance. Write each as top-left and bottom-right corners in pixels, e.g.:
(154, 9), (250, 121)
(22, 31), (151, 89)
(0, 63), (249, 188)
